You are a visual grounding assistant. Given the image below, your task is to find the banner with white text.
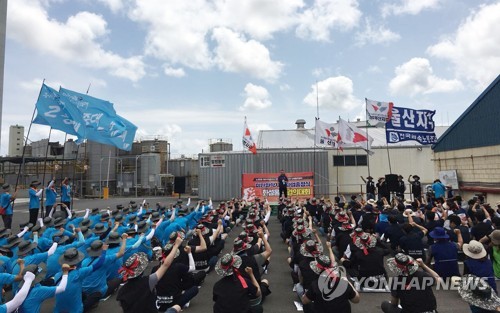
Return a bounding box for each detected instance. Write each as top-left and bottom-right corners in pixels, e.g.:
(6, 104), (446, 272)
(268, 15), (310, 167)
(242, 172), (314, 202)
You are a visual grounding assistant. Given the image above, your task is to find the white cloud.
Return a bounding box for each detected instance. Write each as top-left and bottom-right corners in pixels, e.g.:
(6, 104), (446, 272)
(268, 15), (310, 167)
(163, 66), (186, 78)
(312, 68), (327, 77)
(214, 0), (303, 40)
(97, 0), (125, 13)
(367, 65), (382, 73)
(8, 0), (146, 81)
(389, 57), (463, 96)
(296, 0), (362, 41)
(247, 123), (273, 139)
(427, 2), (500, 90)
(157, 124), (182, 139)
(355, 19), (400, 46)
(303, 76), (360, 110)
(240, 83), (272, 111)
(382, 0), (442, 17)
(129, 1), (215, 70)
(279, 84), (291, 91)
(212, 28), (283, 82)
(126, 0), (362, 79)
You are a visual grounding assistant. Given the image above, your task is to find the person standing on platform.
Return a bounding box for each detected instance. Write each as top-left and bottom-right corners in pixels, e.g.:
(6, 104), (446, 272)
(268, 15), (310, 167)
(278, 170), (288, 199)
(396, 175), (406, 200)
(377, 177), (390, 201)
(408, 175), (422, 201)
(1, 184), (18, 229)
(361, 176), (376, 200)
(28, 181), (42, 226)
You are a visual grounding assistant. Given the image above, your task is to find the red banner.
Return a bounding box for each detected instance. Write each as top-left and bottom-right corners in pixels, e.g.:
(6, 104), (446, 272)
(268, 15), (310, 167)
(241, 172), (314, 202)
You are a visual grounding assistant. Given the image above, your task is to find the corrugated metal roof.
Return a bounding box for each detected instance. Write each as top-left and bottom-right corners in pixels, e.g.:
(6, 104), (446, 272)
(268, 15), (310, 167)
(257, 124), (449, 149)
(433, 75), (500, 152)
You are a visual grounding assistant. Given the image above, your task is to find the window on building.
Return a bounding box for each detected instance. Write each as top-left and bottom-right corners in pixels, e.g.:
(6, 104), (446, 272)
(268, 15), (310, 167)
(356, 155), (368, 166)
(333, 155), (368, 167)
(211, 158), (225, 167)
(333, 155), (344, 166)
(345, 155), (356, 166)
(200, 156), (210, 167)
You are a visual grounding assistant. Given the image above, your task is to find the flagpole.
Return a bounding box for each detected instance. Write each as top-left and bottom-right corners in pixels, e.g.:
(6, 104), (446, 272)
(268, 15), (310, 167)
(40, 127), (53, 218)
(364, 98), (371, 177)
(13, 80), (45, 216)
(71, 143), (79, 211)
(313, 118), (317, 198)
(15, 80), (45, 190)
(385, 123), (393, 174)
(336, 148), (340, 196)
(241, 117), (246, 199)
(336, 115), (341, 196)
(60, 133), (68, 183)
(13, 106), (37, 210)
(313, 82), (320, 197)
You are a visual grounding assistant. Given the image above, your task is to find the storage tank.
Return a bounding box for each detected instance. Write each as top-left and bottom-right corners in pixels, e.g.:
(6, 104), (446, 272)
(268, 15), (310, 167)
(209, 138), (232, 152)
(140, 153), (160, 189)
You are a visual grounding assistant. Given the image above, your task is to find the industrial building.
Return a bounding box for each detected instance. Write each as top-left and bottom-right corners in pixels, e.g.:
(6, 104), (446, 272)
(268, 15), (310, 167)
(433, 75), (500, 203)
(168, 156), (199, 196)
(8, 125), (24, 156)
(199, 119), (448, 201)
(0, 136), (173, 198)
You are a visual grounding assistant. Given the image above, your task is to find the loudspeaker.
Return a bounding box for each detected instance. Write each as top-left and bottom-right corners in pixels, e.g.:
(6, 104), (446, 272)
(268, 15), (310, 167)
(174, 177), (186, 194)
(385, 174), (399, 192)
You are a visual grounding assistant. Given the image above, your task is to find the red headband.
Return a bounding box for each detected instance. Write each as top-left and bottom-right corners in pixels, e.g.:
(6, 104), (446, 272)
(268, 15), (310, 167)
(118, 256), (140, 282)
(220, 258), (235, 270)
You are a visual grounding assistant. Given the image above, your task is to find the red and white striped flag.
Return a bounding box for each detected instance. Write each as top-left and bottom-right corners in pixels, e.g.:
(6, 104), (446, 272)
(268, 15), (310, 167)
(242, 118), (257, 154)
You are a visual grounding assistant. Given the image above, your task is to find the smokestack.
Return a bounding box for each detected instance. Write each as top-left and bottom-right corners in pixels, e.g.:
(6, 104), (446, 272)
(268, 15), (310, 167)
(295, 119), (306, 129)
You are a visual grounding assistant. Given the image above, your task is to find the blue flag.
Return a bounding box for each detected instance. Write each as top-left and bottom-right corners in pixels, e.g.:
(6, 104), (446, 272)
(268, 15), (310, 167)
(33, 84), (86, 137)
(386, 106), (437, 145)
(82, 114), (137, 151)
(59, 87), (137, 151)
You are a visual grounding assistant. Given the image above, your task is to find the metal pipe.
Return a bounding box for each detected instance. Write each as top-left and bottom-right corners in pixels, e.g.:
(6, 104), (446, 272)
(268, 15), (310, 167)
(99, 156), (104, 198)
(135, 155), (140, 198)
(106, 150), (111, 188)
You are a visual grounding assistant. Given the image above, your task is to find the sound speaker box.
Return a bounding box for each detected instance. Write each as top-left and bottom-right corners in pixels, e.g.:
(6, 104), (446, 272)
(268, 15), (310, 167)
(174, 177), (186, 194)
(385, 174), (399, 192)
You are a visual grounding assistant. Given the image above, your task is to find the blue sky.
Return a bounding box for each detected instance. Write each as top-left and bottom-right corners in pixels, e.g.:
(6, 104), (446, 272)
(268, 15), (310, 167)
(2, 0), (500, 156)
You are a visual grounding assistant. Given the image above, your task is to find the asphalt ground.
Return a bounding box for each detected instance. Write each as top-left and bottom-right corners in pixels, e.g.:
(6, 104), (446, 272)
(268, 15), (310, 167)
(6, 197), (480, 312)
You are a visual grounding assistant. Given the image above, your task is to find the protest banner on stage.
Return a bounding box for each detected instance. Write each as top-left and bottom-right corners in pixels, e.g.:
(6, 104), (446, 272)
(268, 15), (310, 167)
(241, 172), (314, 202)
(386, 106), (437, 145)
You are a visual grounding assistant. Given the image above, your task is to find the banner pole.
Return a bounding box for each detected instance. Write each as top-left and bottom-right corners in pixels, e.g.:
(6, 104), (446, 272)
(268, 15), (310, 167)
(60, 133), (67, 183)
(314, 82), (319, 198)
(15, 80), (45, 190)
(13, 80), (45, 216)
(336, 148), (340, 196)
(12, 105), (37, 215)
(71, 143), (79, 210)
(364, 98), (371, 177)
(336, 115), (341, 196)
(242, 117), (246, 200)
(385, 123), (393, 174)
(40, 127), (53, 218)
